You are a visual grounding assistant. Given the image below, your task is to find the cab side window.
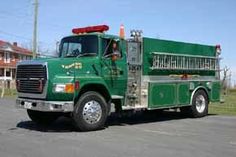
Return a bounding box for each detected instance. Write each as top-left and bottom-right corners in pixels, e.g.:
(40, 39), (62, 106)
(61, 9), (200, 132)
(102, 38), (122, 58)
(101, 38), (111, 57)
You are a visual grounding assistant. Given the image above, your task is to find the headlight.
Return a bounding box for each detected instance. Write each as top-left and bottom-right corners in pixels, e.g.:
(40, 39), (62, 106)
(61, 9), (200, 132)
(53, 83), (74, 93)
(54, 84), (66, 93)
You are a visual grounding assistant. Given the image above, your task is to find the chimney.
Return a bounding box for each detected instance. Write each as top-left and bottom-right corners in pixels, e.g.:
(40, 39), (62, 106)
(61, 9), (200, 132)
(13, 42), (17, 46)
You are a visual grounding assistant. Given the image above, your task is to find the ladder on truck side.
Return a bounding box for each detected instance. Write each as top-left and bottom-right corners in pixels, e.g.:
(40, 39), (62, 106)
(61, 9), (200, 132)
(150, 52), (220, 72)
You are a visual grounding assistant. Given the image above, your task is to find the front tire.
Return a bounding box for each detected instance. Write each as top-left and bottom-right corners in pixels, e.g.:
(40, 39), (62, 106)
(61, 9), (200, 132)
(27, 110), (59, 125)
(73, 91), (108, 131)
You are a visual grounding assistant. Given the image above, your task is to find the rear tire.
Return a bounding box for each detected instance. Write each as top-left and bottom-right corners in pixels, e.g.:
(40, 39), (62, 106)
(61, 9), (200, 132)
(181, 89), (208, 118)
(190, 89), (208, 117)
(27, 110), (59, 125)
(73, 91), (108, 131)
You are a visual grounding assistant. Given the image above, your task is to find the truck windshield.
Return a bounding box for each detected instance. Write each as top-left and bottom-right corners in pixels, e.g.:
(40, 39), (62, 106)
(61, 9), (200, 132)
(59, 35), (98, 58)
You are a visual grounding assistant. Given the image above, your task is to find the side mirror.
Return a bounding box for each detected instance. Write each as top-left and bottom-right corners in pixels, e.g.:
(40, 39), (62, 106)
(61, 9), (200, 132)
(56, 41), (60, 57)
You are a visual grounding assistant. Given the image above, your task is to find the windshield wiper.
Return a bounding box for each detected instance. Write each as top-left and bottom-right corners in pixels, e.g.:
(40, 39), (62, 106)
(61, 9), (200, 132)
(76, 53), (97, 58)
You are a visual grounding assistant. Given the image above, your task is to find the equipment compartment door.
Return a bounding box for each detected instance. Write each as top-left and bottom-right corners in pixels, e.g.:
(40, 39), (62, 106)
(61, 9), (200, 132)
(211, 81), (220, 102)
(177, 83), (190, 105)
(148, 83), (176, 108)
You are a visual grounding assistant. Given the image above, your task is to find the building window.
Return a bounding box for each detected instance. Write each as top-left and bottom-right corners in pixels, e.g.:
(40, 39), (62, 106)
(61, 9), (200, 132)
(4, 52), (10, 63)
(0, 53), (3, 60)
(26, 56), (32, 60)
(0, 69), (3, 76)
(12, 69), (16, 78)
(6, 69), (10, 77)
(12, 54), (15, 61)
(18, 54), (21, 61)
(19, 54), (23, 61)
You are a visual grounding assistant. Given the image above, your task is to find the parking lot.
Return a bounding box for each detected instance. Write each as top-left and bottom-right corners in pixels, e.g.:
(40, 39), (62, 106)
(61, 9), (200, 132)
(0, 97), (236, 157)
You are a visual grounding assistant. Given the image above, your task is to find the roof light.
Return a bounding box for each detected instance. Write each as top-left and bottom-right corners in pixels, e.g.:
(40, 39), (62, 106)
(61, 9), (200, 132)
(216, 44), (221, 54)
(119, 24), (125, 39)
(130, 30), (143, 37)
(72, 25), (109, 34)
(130, 30), (136, 37)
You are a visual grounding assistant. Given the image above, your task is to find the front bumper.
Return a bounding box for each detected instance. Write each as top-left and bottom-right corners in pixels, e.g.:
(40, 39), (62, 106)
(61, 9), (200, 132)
(16, 98), (74, 112)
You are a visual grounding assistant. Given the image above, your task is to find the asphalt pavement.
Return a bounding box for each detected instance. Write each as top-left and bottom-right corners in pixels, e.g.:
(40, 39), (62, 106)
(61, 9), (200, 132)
(0, 97), (236, 157)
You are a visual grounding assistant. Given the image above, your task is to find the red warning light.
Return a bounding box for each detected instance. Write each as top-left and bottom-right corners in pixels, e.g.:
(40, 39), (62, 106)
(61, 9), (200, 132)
(72, 25), (109, 34)
(215, 44), (221, 54)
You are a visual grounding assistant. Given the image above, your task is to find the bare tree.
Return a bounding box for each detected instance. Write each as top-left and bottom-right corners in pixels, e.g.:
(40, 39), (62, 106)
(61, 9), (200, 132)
(21, 42), (33, 51)
(221, 66), (230, 95)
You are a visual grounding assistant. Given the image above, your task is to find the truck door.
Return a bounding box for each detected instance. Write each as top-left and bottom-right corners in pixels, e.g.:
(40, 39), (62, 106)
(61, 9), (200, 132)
(101, 38), (127, 97)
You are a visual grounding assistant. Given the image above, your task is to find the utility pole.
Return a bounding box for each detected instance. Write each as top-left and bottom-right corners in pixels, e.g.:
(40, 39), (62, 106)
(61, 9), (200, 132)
(32, 0), (38, 58)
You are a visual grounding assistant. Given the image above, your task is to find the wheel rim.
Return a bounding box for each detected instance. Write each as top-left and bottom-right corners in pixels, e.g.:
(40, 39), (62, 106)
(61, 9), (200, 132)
(195, 95), (206, 113)
(82, 100), (102, 124)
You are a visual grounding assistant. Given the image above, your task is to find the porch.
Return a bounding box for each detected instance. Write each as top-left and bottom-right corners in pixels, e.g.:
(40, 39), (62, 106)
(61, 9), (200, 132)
(0, 67), (16, 89)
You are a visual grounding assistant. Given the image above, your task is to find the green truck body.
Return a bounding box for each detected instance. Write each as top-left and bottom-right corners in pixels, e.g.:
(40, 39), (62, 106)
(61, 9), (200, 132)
(16, 25), (221, 131)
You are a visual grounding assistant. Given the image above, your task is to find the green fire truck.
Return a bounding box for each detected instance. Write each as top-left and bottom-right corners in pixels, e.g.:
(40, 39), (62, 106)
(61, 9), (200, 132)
(16, 25), (221, 131)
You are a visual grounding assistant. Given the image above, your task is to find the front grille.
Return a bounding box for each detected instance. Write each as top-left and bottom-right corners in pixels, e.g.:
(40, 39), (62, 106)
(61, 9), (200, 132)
(17, 65), (46, 79)
(16, 64), (47, 94)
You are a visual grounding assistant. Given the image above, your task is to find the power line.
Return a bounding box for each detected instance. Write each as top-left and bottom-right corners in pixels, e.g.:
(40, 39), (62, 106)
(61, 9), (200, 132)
(0, 10), (31, 19)
(0, 29), (51, 46)
(0, 9), (69, 33)
(0, 30), (31, 41)
(0, 13), (66, 33)
(0, 0), (70, 53)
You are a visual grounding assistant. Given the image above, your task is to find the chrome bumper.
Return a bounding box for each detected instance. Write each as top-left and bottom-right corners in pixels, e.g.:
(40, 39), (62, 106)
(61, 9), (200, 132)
(16, 98), (74, 112)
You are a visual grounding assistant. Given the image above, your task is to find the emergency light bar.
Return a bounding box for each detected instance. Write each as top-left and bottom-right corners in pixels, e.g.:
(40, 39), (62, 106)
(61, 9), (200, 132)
(72, 25), (109, 34)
